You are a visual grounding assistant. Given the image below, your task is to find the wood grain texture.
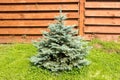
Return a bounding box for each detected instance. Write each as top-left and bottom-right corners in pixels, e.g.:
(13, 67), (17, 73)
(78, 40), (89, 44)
(1, 0), (120, 42)
(0, 0), (79, 43)
(0, 12), (78, 19)
(0, 20), (78, 27)
(85, 18), (120, 26)
(85, 2), (120, 8)
(79, 0), (86, 36)
(84, 1), (120, 41)
(0, 0), (79, 3)
(0, 4), (78, 11)
(0, 28), (78, 34)
(85, 10), (120, 17)
(0, 28), (47, 34)
(84, 26), (120, 33)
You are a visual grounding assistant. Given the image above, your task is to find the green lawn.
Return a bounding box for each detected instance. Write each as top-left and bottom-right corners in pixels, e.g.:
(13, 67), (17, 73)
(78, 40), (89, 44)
(0, 40), (120, 80)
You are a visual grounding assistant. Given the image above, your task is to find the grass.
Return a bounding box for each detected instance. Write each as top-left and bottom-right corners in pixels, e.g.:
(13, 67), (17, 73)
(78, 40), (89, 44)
(0, 40), (120, 80)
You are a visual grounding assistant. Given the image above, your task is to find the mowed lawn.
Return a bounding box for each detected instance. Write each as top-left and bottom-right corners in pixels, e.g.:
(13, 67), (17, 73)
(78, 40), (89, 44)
(0, 40), (120, 80)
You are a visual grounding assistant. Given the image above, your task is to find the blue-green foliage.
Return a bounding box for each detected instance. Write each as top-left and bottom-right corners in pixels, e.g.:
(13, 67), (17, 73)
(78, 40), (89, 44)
(30, 11), (91, 72)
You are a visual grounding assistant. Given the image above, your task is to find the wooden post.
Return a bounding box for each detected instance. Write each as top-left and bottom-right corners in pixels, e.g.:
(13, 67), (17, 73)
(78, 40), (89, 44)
(79, 0), (86, 36)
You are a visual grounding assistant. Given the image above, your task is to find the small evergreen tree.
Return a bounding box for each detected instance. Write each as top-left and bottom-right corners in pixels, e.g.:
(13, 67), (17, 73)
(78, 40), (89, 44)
(30, 10), (91, 72)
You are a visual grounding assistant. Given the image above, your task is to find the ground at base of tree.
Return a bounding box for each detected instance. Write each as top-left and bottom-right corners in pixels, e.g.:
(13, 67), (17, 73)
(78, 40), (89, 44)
(0, 39), (120, 80)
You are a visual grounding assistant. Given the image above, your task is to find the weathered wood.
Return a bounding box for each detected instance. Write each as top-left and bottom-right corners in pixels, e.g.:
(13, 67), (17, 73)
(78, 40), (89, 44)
(0, 20), (78, 27)
(86, 2), (120, 8)
(79, 0), (86, 36)
(85, 10), (120, 17)
(84, 26), (120, 33)
(0, 12), (78, 19)
(85, 18), (120, 25)
(0, 4), (78, 11)
(0, 0), (79, 3)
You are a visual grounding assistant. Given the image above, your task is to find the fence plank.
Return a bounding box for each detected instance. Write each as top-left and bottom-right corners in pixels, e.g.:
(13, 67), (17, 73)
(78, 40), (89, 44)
(85, 18), (120, 25)
(0, 4), (78, 11)
(79, 0), (86, 36)
(85, 2), (120, 8)
(0, 12), (78, 19)
(84, 26), (120, 33)
(0, 27), (78, 34)
(0, 28), (47, 34)
(85, 10), (120, 17)
(0, 20), (78, 27)
(0, 0), (79, 3)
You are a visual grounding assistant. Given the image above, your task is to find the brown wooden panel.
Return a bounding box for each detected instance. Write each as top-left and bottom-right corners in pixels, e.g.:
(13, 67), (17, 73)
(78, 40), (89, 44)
(84, 26), (120, 33)
(0, 20), (78, 27)
(85, 2), (120, 8)
(0, 27), (78, 34)
(0, 0), (79, 43)
(85, 18), (120, 25)
(0, 28), (78, 35)
(0, 36), (42, 43)
(85, 10), (120, 17)
(84, 34), (120, 41)
(0, 28), (47, 34)
(0, 0), (79, 3)
(0, 12), (78, 19)
(0, 4), (78, 11)
(79, 0), (85, 36)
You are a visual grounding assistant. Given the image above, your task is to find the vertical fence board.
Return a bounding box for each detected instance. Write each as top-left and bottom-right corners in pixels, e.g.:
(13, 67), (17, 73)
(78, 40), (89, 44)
(79, 0), (86, 36)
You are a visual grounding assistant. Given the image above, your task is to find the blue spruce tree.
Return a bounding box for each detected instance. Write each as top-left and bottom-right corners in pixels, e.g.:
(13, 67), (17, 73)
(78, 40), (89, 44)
(30, 10), (91, 72)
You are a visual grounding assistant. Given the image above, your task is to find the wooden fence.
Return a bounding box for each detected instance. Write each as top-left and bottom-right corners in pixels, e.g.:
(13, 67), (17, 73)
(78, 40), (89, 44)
(0, 0), (120, 43)
(84, 0), (120, 41)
